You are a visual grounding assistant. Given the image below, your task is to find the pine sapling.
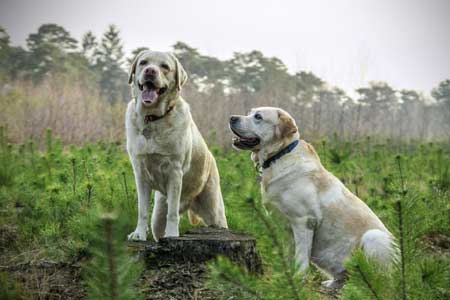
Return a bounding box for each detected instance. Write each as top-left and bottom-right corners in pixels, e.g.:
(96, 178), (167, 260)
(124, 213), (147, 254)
(249, 197), (303, 300)
(83, 159), (93, 205)
(395, 155), (407, 300)
(121, 171), (130, 203)
(84, 212), (142, 300)
(71, 157), (77, 196)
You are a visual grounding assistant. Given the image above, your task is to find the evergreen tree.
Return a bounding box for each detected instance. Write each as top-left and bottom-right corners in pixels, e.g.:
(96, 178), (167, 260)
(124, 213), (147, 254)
(96, 25), (127, 102)
(432, 80), (450, 138)
(227, 50), (291, 94)
(356, 82), (399, 136)
(173, 42), (203, 75)
(0, 27), (10, 51)
(0, 27), (29, 80)
(81, 31), (98, 66)
(292, 71), (324, 108)
(84, 212), (142, 300)
(208, 197), (315, 300)
(0, 27), (11, 78)
(26, 23), (78, 53)
(432, 79), (450, 103)
(398, 90), (430, 138)
(25, 24), (78, 80)
(356, 81), (398, 110)
(172, 42), (227, 93)
(341, 155), (450, 300)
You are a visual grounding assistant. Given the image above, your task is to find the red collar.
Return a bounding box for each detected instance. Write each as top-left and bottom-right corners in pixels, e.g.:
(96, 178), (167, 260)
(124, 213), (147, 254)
(144, 105), (174, 124)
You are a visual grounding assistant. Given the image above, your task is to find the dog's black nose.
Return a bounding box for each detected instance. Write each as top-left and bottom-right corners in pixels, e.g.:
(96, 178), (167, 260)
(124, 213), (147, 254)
(230, 116), (239, 125)
(144, 66), (158, 77)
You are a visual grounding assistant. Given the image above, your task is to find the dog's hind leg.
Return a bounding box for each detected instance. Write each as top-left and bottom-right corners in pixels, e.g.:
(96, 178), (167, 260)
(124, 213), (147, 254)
(187, 209), (202, 225)
(151, 191), (168, 241)
(191, 163), (228, 228)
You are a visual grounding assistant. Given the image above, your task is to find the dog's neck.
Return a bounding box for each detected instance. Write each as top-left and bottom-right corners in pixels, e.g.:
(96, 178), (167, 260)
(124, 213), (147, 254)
(135, 97), (179, 124)
(255, 132), (300, 167)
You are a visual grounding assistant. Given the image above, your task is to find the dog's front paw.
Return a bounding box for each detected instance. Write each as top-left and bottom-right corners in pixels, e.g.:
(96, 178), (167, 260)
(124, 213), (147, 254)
(127, 228), (147, 241)
(164, 223), (179, 238)
(297, 260), (309, 273)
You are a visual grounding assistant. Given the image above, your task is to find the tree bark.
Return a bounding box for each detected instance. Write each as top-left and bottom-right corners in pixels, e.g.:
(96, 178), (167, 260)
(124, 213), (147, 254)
(128, 226), (263, 274)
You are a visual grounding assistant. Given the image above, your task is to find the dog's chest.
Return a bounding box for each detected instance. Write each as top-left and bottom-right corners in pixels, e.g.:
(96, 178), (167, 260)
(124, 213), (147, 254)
(260, 173), (295, 213)
(131, 125), (187, 156)
(128, 125), (191, 191)
(132, 134), (160, 155)
(261, 170), (320, 219)
(140, 154), (174, 190)
(137, 156), (179, 194)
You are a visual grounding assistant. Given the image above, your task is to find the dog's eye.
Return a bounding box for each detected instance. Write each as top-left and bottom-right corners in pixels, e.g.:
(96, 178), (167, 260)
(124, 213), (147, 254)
(161, 63), (170, 71)
(254, 113), (263, 120)
(139, 60), (147, 66)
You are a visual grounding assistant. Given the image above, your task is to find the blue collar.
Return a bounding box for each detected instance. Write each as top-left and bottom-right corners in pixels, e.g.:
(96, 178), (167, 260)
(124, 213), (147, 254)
(262, 140), (299, 169)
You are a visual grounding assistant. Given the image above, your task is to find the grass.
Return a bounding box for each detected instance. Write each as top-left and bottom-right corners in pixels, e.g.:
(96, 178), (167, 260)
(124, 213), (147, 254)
(0, 128), (449, 299)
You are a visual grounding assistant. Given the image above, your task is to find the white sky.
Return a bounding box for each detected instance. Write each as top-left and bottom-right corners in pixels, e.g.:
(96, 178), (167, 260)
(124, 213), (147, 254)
(1, 0), (449, 94)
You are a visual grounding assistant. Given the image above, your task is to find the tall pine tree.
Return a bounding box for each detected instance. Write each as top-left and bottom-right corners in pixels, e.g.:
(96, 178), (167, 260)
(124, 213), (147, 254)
(25, 24), (78, 80)
(96, 25), (127, 103)
(81, 31), (98, 66)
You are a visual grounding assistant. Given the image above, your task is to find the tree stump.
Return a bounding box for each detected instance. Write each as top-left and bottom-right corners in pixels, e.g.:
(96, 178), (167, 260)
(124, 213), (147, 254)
(129, 226), (263, 274)
(128, 226), (263, 299)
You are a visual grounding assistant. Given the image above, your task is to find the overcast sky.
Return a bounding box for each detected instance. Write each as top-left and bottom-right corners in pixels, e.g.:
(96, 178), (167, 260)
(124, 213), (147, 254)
(1, 0), (449, 94)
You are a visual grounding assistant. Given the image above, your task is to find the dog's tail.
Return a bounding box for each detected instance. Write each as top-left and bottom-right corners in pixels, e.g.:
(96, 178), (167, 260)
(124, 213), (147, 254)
(361, 229), (397, 265)
(188, 209), (202, 226)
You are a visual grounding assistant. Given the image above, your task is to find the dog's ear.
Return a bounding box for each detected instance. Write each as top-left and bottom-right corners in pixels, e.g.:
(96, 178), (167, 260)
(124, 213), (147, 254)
(169, 53), (188, 91)
(128, 50), (146, 85)
(276, 110), (298, 139)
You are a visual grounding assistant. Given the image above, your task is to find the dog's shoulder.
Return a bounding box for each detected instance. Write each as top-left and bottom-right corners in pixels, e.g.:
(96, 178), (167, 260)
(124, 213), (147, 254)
(175, 97), (191, 118)
(126, 99), (137, 114)
(299, 140), (320, 162)
(125, 99), (138, 129)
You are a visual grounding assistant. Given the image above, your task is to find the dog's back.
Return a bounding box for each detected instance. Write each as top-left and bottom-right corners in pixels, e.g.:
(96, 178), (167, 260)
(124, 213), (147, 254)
(299, 142), (396, 269)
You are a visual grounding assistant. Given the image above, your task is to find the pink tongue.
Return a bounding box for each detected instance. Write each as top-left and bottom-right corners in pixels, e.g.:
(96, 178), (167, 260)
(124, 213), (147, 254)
(142, 90), (158, 103)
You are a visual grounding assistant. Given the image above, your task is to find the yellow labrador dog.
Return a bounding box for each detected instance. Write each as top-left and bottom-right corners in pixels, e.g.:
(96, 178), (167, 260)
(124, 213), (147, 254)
(126, 50), (227, 241)
(229, 107), (395, 288)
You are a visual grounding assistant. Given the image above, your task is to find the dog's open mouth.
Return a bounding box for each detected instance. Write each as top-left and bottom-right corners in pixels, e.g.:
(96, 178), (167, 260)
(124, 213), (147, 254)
(138, 81), (168, 106)
(230, 127), (260, 149)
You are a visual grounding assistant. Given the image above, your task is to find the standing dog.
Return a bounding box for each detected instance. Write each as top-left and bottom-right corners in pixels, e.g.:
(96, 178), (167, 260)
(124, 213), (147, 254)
(229, 107), (395, 288)
(126, 50), (227, 241)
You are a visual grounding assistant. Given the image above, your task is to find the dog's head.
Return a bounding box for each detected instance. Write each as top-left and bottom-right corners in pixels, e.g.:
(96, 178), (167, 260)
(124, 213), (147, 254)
(128, 50), (187, 109)
(229, 107), (298, 152)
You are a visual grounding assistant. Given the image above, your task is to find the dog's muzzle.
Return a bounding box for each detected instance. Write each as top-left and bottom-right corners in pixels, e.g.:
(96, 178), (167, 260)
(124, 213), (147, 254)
(138, 80), (168, 107)
(229, 117), (260, 150)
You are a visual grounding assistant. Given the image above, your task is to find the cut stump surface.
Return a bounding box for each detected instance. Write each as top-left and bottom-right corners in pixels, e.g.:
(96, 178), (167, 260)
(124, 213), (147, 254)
(129, 226), (263, 274)
(129, 226), (263, 299)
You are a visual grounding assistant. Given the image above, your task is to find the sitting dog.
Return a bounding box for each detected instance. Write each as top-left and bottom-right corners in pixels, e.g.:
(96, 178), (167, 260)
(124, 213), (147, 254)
(126, 50), (227, 241)
(229, 107), (395, 288)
